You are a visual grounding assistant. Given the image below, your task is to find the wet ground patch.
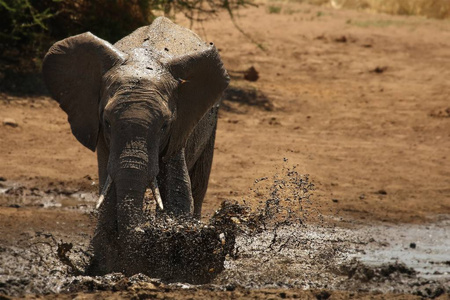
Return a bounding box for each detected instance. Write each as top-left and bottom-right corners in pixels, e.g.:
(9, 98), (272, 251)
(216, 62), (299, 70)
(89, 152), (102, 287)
(0, 164), (449, 298)
(0, 177), (97, 210)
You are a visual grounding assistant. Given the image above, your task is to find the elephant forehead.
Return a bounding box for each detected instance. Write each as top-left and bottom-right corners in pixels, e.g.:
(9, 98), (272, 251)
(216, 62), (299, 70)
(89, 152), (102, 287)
(108, 99), (170, 120)
(103, 47), (170, 83)
(105, 77), (173, 109)
(119, 102), (167, 121)
(103, 64), (176, 103)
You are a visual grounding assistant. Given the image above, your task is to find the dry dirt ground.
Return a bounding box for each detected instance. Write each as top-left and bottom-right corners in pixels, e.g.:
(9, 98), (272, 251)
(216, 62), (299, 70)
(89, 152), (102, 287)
(1, 2), (450, 299)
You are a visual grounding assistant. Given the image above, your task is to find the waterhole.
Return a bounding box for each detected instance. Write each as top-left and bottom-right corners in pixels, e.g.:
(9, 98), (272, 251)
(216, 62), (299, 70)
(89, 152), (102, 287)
(0, 165), (448, 297)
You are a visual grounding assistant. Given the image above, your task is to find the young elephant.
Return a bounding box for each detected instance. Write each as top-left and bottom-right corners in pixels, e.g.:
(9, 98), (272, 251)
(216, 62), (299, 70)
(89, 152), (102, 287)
(43, 17), (229, 274)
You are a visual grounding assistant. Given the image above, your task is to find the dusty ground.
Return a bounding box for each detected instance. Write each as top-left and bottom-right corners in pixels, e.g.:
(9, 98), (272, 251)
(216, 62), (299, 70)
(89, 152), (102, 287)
(1, 2), (450, 299)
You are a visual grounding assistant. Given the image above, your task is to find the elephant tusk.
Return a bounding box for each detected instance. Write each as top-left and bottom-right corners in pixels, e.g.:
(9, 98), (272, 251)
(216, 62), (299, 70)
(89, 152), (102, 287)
(96, 175), (112, 209)
(150, 178), (164, 210)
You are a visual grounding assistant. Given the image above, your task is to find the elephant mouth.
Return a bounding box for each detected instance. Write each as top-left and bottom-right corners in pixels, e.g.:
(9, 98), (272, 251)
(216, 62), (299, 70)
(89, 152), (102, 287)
(95, 175), (164, 211)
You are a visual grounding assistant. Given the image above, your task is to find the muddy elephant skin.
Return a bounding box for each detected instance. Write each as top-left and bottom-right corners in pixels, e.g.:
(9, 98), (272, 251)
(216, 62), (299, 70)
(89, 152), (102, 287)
(42, 17), (229, 275)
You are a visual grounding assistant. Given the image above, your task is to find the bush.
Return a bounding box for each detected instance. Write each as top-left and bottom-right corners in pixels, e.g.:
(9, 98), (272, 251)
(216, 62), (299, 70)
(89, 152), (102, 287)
(0, 0), (251, 93)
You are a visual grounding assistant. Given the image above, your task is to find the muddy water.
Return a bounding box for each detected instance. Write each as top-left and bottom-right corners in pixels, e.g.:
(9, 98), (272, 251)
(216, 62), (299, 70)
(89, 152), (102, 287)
(0, 182), (97, 210)
(353, 219), (450, 280)
(2, 219), (448, 297)
(0, 170), (449, 298)
(215, 222), (449, 293)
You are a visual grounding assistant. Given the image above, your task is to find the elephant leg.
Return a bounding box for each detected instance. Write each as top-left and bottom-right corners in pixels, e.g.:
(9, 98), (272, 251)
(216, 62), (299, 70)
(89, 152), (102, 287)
(88, 130), (119, 274)
(158, 149), (194, 216)
(189, 128), (216, 219)
(88, 187), (119, 274)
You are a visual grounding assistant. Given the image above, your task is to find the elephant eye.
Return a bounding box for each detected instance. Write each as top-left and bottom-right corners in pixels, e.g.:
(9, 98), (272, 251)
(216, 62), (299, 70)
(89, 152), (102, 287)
(104, 120), (111, 131)
(161, 121), (169, 132)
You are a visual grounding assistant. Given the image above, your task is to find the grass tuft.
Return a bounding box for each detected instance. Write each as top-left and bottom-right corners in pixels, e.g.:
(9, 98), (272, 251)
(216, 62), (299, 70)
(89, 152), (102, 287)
(268, 5), (282, 13)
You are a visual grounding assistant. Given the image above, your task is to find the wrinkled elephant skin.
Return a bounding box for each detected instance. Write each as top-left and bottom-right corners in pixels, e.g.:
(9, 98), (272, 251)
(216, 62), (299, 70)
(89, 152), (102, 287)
(42, 17), (229, 275)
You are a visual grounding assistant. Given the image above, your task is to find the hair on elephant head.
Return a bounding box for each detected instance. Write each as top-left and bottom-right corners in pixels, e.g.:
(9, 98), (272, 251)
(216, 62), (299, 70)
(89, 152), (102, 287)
(43, 17), (229, 275)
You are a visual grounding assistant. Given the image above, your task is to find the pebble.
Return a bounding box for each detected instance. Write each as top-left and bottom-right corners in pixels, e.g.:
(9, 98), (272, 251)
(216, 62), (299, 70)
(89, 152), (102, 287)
(3, 118), (18, 128)
(377, 189), (387, 195)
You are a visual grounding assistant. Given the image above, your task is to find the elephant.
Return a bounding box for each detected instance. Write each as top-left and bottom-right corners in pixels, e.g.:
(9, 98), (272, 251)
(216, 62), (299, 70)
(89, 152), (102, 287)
(42, 17), (229, 275)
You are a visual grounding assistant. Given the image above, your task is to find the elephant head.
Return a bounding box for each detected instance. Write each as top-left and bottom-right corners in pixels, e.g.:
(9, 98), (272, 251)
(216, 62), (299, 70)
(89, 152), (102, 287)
(42, 17), (229, 271)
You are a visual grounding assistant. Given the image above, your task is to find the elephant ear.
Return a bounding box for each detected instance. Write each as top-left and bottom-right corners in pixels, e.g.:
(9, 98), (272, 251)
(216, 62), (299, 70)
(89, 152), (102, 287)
(165, 45), (230, 156)
(42, 32), (126, 151)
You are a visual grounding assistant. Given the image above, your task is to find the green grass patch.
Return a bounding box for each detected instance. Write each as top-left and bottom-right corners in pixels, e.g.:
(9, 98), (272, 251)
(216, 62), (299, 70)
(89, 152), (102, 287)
(347, 19), (406, 28)
(283, 7), (302, 14)
(268, 5), (282, 14)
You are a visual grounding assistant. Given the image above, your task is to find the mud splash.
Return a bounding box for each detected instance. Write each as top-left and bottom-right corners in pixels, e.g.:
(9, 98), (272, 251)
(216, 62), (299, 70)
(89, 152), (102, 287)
(1, 164), (449, 298)
(86, 201), (245, 284)
(86, 164), (315, 283)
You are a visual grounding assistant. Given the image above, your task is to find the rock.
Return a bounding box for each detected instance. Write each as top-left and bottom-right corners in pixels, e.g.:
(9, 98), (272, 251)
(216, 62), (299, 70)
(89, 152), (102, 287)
(377, 189), (387, 195)
(335, 35), (347, 43)
(315, 290), (331, 300)
(371, 66), (388, 74)
(3, 118), (18, 128)
(244, 66), (259, 82)
(429, 107), (450, 118)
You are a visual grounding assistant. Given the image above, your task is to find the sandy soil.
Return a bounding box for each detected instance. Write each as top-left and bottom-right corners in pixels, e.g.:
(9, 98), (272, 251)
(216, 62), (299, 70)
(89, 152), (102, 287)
(1, 2), (450, 299)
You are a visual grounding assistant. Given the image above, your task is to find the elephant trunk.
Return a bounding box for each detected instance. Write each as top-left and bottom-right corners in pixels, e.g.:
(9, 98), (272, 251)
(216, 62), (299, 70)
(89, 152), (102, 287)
(109, 135), (159, 235)
(114, 167), (148, 275)
(114, 168), (148, 239)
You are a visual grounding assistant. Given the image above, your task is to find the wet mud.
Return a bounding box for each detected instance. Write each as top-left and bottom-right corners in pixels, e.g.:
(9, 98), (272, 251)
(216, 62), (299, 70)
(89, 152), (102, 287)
(1, 166), (448, 298)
